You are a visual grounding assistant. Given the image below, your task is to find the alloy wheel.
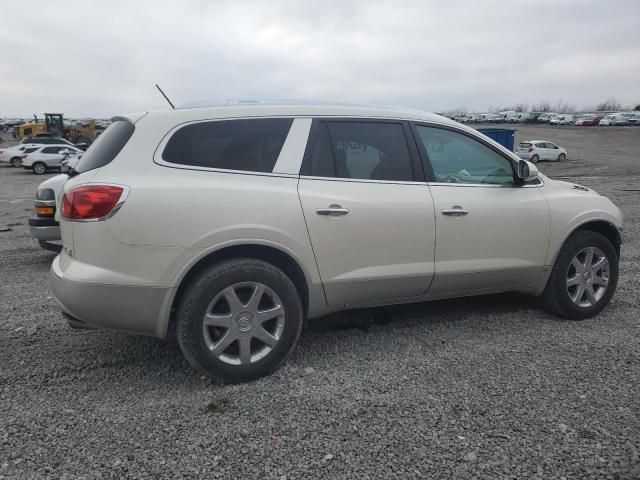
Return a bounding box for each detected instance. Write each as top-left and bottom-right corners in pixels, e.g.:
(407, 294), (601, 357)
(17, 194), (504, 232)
(202, 282), (285, 365)
(566, 247), (610, 307)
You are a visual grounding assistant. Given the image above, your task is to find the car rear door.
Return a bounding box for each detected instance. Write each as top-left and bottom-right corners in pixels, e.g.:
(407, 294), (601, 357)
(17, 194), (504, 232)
(412, 123), (550, 295)
(298, 119), (436, 306)
(40, 146), (64, 166)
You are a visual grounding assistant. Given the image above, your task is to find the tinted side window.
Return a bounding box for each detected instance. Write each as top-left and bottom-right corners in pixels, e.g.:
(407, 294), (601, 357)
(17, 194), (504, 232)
(162, 118), (293, 173)
(303, 121), (414, 181)
(41, 147), (59, 154)
(75, 120), (135, 173)
(305, 123), (335, 177)
(416, 126), (514, 185)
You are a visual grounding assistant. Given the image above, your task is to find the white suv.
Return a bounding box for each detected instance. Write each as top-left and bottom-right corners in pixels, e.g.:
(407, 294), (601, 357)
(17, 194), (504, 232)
(51, 103), (623, 383)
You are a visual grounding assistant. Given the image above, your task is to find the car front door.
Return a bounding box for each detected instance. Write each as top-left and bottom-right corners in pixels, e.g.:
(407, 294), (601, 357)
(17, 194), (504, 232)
(413, 124), (550, 295)
(544, 142), (560, 160)
(298, 120), (436, 306)
(534, 142), (550, 160)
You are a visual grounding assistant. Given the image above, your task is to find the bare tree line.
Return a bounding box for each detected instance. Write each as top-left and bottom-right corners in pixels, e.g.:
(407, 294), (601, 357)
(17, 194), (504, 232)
(462, 98), (640, 115)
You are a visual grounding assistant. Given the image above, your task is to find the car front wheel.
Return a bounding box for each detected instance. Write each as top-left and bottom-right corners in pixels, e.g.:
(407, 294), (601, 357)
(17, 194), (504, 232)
(10, 157), (21, 167)
(557, 153), (566, 161)
(176, 258), (304, 383)
(542, 230), (618, 320)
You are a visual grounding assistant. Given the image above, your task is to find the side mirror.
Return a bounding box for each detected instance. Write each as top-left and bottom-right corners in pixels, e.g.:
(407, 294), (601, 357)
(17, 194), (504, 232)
(516, 159), (538, 181)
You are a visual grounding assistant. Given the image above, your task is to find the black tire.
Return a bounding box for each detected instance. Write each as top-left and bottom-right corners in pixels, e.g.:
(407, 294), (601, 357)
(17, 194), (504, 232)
(10, 157), (21, 167)
(32, 162), (47, 175)
(542, 230), (618, 320)
(176, 258), (303, 383)
(557, 153), (566, 162)
(530, 154), (539, 163)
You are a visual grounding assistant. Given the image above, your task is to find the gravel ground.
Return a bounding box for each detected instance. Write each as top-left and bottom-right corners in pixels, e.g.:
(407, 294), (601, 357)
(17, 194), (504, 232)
(1, 128), (639, 479)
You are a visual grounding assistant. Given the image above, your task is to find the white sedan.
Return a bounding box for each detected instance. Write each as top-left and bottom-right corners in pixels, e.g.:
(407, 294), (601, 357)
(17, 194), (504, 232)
(22, 145), (83, 174)
(0, 144), (40, 167)
(516, 140), (567, 163)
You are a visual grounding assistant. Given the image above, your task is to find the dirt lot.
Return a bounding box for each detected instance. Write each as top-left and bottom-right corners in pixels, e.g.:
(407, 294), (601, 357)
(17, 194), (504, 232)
(0, 126), (639, 479)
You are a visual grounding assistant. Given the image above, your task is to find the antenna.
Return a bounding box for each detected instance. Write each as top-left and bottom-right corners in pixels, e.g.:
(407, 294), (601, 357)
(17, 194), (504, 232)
(155, 84), (175, 109)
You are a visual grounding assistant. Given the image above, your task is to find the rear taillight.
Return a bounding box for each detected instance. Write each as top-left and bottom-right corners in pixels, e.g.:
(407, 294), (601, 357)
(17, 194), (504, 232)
(62, 185), (127, 221)
(528, 147), (534, 152)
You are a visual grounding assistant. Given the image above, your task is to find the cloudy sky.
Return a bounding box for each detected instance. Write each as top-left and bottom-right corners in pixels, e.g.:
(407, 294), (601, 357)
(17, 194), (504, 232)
(1, 0), (638, 117)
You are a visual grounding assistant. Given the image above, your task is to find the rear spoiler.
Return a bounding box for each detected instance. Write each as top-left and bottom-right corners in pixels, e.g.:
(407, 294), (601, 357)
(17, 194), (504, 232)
(111, 112), (148, 124)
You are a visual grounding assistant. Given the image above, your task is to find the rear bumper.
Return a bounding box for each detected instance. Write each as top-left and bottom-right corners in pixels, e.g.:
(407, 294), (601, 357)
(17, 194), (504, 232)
(50, 255), (172, 337)
(29, 216), (60, 241)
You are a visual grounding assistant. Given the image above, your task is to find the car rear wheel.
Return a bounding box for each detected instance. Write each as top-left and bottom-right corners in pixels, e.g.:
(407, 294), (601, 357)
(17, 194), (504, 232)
(530, 154), (539, 163)
(10, 157), (21, 167)
(557, 153), (566, 161)
(176, 258), (304, 383)
(542, 230), (618, 320)
(32, 162), (46, 175)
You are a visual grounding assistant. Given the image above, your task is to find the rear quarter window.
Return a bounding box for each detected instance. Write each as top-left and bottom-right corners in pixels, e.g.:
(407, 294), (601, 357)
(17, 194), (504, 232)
(75, 120), (135, 173)
(161, 118), (293, 173)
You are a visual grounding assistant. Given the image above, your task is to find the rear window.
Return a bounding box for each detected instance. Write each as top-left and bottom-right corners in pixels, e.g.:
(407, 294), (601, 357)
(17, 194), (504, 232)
(75, 120), (135, 173)
(519, 142), (532, 148)
(161, 118), (293, 173)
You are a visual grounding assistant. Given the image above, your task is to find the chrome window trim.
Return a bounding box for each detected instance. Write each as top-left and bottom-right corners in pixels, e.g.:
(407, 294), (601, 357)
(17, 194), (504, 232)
(299, 176), (544, 188)
(298, 175), (426, 186)
(428, 177), (544, 188)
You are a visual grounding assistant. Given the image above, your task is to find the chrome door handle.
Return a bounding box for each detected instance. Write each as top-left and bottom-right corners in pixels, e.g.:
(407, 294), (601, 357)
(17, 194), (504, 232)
(316, 204), (349, 216)
(442, 206), (469, 216)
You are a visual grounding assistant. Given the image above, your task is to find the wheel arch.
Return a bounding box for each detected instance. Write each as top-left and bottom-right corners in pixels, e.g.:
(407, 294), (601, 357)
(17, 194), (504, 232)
(164, 243), (312, 337)
(537, 219), (621, 296)
(550, 219), (621, 267)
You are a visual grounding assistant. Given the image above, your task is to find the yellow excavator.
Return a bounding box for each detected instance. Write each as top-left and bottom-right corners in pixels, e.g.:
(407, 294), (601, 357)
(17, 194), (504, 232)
(17, 113), (101, 144)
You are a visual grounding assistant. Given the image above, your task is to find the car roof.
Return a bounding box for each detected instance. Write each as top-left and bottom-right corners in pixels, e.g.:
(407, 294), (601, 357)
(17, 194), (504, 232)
(134, 100), (461, 127)
(526, 140), (555, 143)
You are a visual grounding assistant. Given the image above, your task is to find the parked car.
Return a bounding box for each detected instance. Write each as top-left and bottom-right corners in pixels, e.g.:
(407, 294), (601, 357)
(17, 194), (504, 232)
(0, 144), (40, 167)
(537, 113), (557, 123)
(611, 113), (634, 126)
(501, 111), (518, 123)
(50, 102), (622, 383)
(516, 140), (568, 163)
(628, 113), (640, 125)
(599, 114), (617, 126)
(465, 114), (480, 123)
(21, 145), (83, 174)
(524, 113), (541, 123)
(575, 115), (602, 126)
(29, 154), (80, 252)
(484, 113), (504, 123)
(509, 112), (529, 123)
(550, 114), (573, 125)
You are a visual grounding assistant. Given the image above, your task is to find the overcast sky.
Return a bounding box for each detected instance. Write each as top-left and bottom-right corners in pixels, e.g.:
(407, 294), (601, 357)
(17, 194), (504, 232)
(1, 0), (638, 117)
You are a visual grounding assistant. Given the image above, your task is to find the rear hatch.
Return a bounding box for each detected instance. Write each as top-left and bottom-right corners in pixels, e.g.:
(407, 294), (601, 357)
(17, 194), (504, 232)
(517, 142), (533, 152)
(59, 118), (137, 255)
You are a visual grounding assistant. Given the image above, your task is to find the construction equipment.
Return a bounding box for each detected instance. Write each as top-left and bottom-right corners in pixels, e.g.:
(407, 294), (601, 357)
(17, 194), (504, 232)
(17, 113), (102, 144)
